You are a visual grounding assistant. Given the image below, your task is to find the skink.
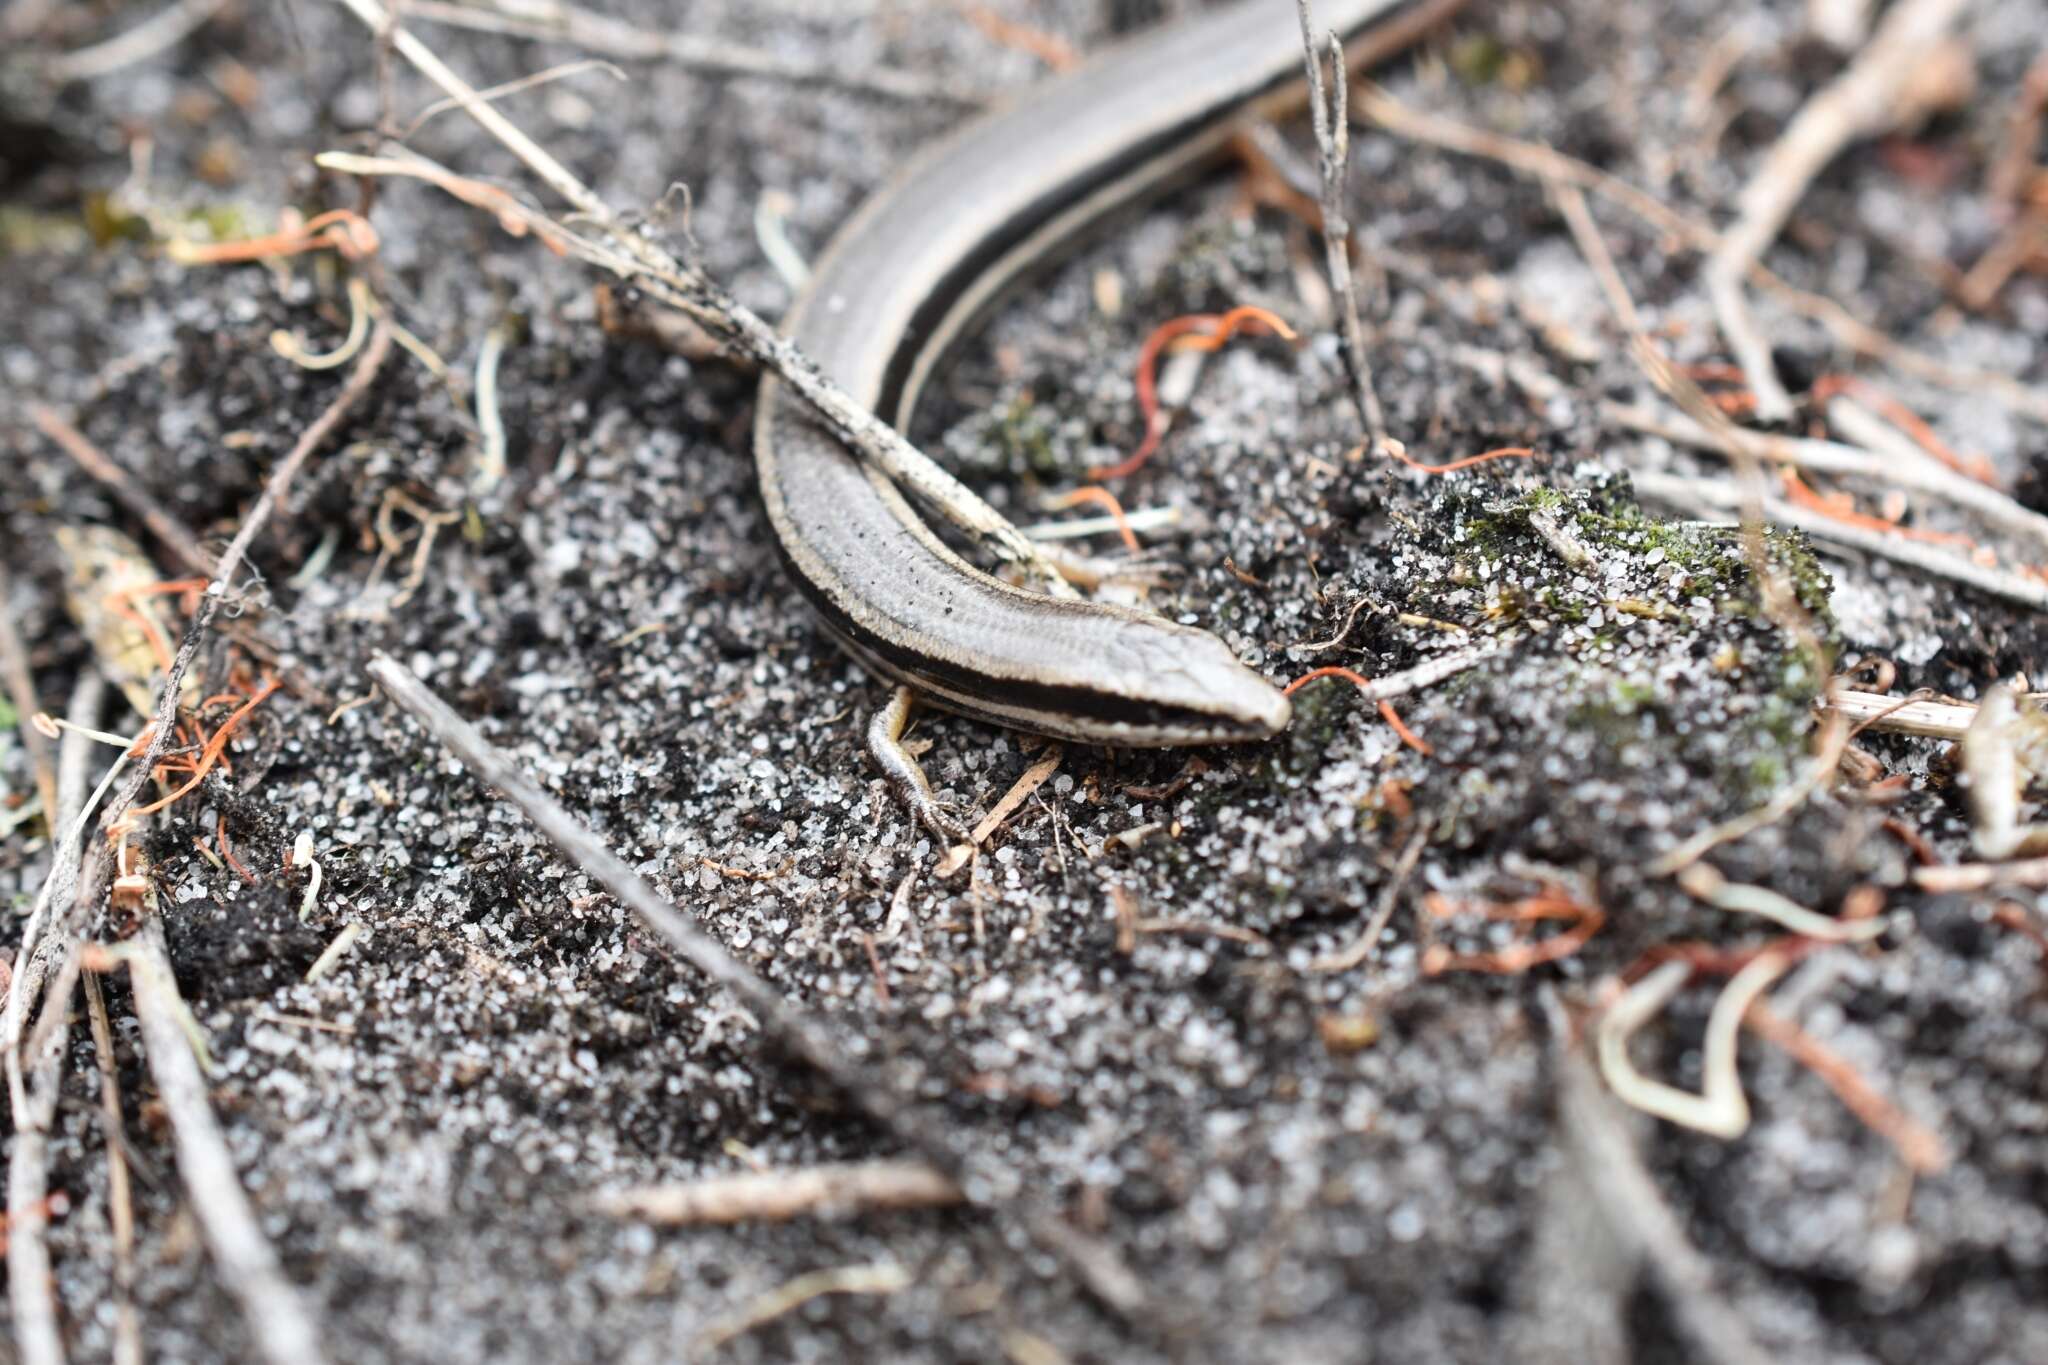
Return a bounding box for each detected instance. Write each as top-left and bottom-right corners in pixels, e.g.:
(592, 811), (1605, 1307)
(753, 0), (1429, 773)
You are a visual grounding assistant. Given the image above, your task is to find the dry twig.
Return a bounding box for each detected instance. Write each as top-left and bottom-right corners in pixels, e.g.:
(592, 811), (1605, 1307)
(84, 970), (144, 1365)
(1422, 884), (1605, 976)
(7, 322), (388, 1365)
(365, 654), (1153, 1321)
(471, 322), (511, 491)
(0, 565), (59, 840)
(1647, 702), (1850, 878)
(1296, 0), (1389, 450)
(1744, 1000), (1949, 1174)
(1633, 469), (2048, 612)
(1309, 827), (1426, 973)
(402, 0), (983, 106)
(1987, 53), (2048, 207)
(695, 1262), (911, 1355)
(1299, 636), (1507, 705)
(29, 404), (219, 577)
(327, 0), (1077, 597)
(1674, 863), (1888, 943)
(6, 674), (107, 1365)
(8, 925), (81, 1365)
(591, 1160), (960, 1226)
(86, 320), (392, 851)
(1913, 858), (2048, 892)
(1702, 0), (1971, 419)
(1819, 689), (1975, 739)
(1548, 992), (1774, 1365)
(45, 0), (224, 82)
(958, 1), (1078, 71)
(1608, 401), (2048, 555)
(1960, 215), (2048, 311)
(1597, 951), (1791, 1139)
(1354, 82), (2048, 424)
(1133, 918), (1273, 949)
(1551, 182), (1825, 668)
(935, 745), (1064, 876)
(1818, 385), (1999, 488)
(122, 919), (329, 1365)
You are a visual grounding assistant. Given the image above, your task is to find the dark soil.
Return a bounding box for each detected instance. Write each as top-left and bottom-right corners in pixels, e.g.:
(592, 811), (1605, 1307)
(4, 1), (2047, 1362)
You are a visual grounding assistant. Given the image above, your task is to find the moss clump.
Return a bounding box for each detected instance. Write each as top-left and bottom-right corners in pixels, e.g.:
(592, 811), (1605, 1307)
(986, 394), (1060, 476)
(1397, 471), (1838, 814)
(942, 391), (1066, 479)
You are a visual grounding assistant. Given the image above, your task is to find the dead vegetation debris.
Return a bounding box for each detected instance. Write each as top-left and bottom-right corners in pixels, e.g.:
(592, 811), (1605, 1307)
(4, 0), (2048, 1362)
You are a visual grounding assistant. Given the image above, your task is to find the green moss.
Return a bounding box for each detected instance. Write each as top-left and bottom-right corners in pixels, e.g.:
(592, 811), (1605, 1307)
(1566, 672), (1661, 749)
(82, 192), (151, 248)
(3, 195), (267, 259)
(1570, 495), (1835, 629)
(1447, 34), (1540, 89)
(1271, 675), (1360, 770)
(1317, 471), (1840, 832)
(1607, 677), (1658, 712)
(180, 201), (258, 245)
(0, 208), (94, 256)
(978, 394), (1061, 477)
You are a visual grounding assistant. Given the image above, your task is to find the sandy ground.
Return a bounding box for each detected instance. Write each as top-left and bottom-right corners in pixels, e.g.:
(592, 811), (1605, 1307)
(5, 0), (2048, 1361)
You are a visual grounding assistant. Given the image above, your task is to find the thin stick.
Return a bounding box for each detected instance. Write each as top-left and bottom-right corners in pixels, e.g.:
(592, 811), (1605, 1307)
(4, 676), (112, 1100)
(1304, 636), (1506, 703)
(1353, 83), (2048, 425)
(1674, 863), (1887, 943)
(7, 905), (83, 1365)
(1632, 469), (2048, 612)
(1551, 182), (1824, 671)
(1292, 594), (1375, 653)
(90, 319), (392, 859)
(1646, 704), (1849, 878)
(696, 1262), (911, 1355)
(1607, 400), (2048, 554)
(45, 0), (224, 82)
(125, 919), (329, 1365)
(1819, 690), (1975, 739)
(1019, 504), (1182, 542)
(0, 565), (59, 841)
(1913, 858), (2048, 892)
(84, 969), (144, 1365)
(590, 1159), (960, 1226)
(365, 653), (1154, 1321)
(1744, 1000), (1949, 1174)
(1960, 214), (2048, 311)
(470, 322), (510, 492)
(1988, 53), (2048, 207)
(402, 0), (984, 106)
(1296, 1), (1388, 449)
(2, 326), (393, 1301)
(1702, 0), (1970, 419)
(401, 57), (626, 140)
(1596, 951), (1790, 1139)
(4, 774), (124, 1121)
(1549, 992), (1773, 1365)
(957, 745), (1063, 850)
(1309, 826), (1425, 972)
(5, 676), (105, 1365)
(30, 403), (219, 578)
(324, 0), (1079, 597)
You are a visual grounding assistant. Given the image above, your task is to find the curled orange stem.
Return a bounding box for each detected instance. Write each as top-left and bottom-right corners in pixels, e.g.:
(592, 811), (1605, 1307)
(1282, 665), (1433, 757)
(1090, 305), (1298, 482)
